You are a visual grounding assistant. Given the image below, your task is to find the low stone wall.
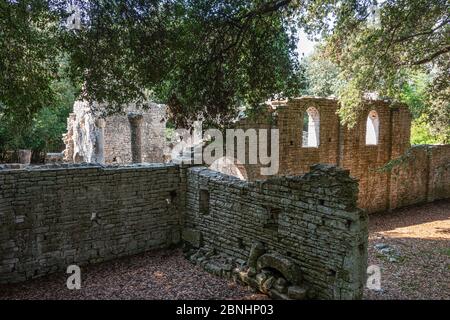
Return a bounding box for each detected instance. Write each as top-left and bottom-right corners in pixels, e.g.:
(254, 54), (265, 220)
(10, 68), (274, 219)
(0, 163), (182, 283)
(389, 144), (450, 209)
(183, 165), (368, 299)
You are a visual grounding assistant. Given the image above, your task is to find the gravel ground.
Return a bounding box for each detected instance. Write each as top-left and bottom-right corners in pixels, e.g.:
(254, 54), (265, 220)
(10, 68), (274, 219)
(1, 200), (448, 300)
(0, 249), (266, 300)
(364, 199), (450, 300)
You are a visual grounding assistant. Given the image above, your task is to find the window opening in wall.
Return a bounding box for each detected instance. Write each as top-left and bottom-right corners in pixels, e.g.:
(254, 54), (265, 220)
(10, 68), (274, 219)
(365, 110), (379, 145)
(302, 107), (320, 147)
(237, 237), (245, 249)
(199, 189), (210, 214)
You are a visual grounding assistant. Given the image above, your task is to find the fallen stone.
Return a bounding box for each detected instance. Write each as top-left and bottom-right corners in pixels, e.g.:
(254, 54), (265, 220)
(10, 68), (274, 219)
(287, 285), (308, 300)
(261, 276), (276, 294)
(205, 262), (222, 276)
(248, 267), (257, 277)
(374, 243), (389, 250)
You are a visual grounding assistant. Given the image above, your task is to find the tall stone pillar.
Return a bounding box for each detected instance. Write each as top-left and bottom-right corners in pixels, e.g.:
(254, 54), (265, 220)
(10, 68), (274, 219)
(127, 112), (144, 163)
(95, 118), (106, 164)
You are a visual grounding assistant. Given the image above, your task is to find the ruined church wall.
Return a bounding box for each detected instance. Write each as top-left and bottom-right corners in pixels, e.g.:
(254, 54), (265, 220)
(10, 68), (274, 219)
(340, 100), (403, 213)
(0, 163), (182, 283)
(64, 102), (168, 164)
(103, 104), (168, 164)
(184, 165), (368, 299)
(103, 114), (132, 163)
(276, 98), (341, 177)
(230, 97), (448, 214)
(389, 144), (450, 209)
(427, 145), (450, 202)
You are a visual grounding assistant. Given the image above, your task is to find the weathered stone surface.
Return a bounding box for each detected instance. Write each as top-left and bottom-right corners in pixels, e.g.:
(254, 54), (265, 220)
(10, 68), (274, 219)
(273, 277), (288, 293)
(256, 253), (303, 285)
(247, 241), (265, 268)
(184, 166), (369, 299)
(287, 285), (308, 300)
(0, 163), (182, 284)
(261, 276), (276, 294)
(269, 289), (291, 300)
(255, 272), (268, 287)
(128, 112), (144, 163)
(63, 101), (169, 164)
(248, 267), (257, 277)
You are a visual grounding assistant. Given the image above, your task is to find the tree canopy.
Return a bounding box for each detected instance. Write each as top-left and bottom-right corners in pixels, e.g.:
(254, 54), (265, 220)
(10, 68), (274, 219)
(0, 0), (448, 140)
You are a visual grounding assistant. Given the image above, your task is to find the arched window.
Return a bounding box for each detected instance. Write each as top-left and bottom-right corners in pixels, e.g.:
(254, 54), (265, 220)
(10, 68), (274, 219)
(365, 110), (379, 145)
(302, 107), (320, 147)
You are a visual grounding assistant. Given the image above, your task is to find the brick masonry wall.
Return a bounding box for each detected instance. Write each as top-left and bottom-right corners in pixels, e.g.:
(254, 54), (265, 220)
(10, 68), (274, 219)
(0, 163), (182, 283)
(184, 165), (368, 299)
(389, 146), (429, 209)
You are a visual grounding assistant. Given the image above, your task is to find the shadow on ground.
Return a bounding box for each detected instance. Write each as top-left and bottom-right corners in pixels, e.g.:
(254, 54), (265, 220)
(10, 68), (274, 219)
(364, 199), (450, 300)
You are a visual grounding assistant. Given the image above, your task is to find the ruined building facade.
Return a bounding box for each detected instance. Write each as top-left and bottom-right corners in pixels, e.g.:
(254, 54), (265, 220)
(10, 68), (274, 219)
(63, 100), (169, 164)
(1, 97), (448, 300)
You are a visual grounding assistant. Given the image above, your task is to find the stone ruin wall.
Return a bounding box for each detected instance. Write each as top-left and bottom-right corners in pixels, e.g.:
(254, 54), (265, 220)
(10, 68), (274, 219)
(0, 163), (368, 299)
(0, 163), (182, 283)
(63, 101), (168, 164)
(389, 144), (450, 209)
(183, 165), (368, 300)
(230, 97), (449, 213)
